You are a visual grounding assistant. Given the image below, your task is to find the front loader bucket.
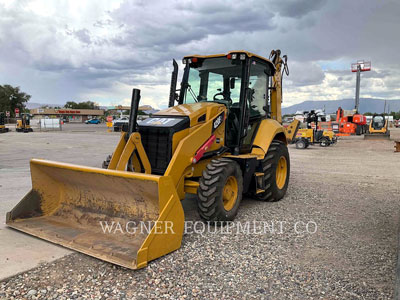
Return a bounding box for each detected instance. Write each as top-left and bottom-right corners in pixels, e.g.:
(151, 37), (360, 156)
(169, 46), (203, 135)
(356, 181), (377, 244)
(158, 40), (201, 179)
(6, 159), (184, 269)
(364, 133), (391, 140)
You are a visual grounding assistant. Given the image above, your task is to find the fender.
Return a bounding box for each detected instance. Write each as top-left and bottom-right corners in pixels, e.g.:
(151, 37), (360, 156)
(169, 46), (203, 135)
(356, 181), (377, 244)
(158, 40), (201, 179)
(251, 119), (287, 156)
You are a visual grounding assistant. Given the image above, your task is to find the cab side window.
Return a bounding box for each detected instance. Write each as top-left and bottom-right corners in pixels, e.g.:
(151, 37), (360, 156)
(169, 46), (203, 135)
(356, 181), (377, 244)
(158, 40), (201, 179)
(248, 61), (268, 118)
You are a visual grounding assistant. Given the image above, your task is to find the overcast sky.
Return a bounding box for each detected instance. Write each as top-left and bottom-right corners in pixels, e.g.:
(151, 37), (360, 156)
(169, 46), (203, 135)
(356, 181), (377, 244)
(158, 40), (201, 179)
(0, 0), (399, 109)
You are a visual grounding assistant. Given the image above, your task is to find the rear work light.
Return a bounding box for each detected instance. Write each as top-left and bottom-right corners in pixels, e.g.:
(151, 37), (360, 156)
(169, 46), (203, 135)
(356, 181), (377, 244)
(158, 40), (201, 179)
(182, 58), (193, 64)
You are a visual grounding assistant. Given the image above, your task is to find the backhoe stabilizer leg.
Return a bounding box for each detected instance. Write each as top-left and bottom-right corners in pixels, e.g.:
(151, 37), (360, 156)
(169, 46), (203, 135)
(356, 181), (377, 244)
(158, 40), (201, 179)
(108, 132), (128, 170)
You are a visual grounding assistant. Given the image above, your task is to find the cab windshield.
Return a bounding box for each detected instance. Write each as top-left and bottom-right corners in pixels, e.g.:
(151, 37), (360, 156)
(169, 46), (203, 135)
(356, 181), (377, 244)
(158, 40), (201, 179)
(184, 57), (243, 105)
(372, 116), (384, 128)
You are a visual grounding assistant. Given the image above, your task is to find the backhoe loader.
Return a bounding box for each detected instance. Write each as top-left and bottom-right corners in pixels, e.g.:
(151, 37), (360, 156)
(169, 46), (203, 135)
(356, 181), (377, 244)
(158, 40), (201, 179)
(7, 50), (291, 269)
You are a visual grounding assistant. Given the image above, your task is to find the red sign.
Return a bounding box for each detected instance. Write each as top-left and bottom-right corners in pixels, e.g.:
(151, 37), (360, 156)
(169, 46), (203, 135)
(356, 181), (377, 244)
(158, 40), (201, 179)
(5, 111), (10, 117)
(107, 116), (113, 122)
(15, 108), (19, 113)
(56, 110), (81, 114)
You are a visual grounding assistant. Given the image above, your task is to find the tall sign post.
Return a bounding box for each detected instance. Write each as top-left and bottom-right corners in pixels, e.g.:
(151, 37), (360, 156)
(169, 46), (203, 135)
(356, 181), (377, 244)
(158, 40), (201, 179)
(351, 60), (371, 113)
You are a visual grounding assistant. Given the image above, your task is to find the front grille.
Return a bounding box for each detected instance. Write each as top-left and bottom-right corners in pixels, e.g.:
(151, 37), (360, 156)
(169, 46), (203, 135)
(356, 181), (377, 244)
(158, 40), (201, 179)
(139, 127), (172, 174)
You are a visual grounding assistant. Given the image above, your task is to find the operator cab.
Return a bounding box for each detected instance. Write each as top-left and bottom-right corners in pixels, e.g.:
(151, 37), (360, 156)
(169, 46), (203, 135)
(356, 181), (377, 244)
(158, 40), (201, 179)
(372, 115), (385, 130)
(179, 51), (276, 154)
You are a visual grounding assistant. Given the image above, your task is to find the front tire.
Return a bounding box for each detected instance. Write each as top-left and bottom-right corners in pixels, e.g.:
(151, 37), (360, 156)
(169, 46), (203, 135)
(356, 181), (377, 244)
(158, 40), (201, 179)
(197, 158), (243, 222)
(254, 140), (290, 202)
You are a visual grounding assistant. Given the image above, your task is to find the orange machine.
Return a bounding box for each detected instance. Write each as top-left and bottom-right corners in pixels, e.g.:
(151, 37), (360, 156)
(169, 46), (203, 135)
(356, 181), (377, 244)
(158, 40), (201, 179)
(335, 107), (367, 136)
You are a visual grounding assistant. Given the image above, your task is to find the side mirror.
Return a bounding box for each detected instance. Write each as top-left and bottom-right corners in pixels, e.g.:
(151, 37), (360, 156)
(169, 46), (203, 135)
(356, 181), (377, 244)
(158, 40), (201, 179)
(230, 78), (235, 89)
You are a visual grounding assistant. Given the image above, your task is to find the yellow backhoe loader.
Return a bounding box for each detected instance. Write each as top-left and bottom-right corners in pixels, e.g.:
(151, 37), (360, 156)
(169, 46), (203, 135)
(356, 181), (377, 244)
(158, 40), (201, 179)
(7, 50), (291, 269)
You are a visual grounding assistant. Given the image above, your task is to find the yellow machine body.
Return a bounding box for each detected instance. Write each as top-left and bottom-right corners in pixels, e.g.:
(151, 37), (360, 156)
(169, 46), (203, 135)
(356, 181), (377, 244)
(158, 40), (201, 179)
(16, 114), (33, 132)
(368, 118), (388, 134)
(284, 119), (300, 143)
(365, 114), (390, 140)
(7, 50), (291, 269)
(296, 129), (335, 142)
(0, 125), (8, 133)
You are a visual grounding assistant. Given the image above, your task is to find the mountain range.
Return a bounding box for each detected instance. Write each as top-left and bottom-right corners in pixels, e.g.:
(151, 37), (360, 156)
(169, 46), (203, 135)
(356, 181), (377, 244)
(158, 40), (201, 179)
(27, 98), (400, 115)
(282, 98), (400, 115)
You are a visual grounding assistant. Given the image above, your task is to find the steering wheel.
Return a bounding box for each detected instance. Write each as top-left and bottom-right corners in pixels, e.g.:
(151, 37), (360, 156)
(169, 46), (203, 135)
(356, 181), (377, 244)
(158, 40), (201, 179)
(213, 92), (232, 106)
(213, 92), (225, 101)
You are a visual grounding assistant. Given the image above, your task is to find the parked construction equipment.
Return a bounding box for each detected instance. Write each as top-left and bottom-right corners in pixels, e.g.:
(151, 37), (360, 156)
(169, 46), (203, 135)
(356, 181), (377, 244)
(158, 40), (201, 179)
(293, 110), (337, 149)
(7, 50), (291, 269)
(335, 107), (367, 136)
(0, 112), (9, 133)
(16, 113), (33, 132)
(334, 60), (371, 136)
(364, 114), (390, 140)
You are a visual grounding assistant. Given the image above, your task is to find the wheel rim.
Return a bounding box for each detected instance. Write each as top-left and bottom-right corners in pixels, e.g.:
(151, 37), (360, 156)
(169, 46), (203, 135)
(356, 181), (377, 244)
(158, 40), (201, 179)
(276, 156), (287, 190)
(223, 176), (238, 211)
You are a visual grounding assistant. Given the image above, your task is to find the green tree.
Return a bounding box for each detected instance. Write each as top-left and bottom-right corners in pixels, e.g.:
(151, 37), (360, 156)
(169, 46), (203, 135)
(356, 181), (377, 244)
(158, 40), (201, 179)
(64, 101), (98, 109)
(389, 111), (400, 119)
(0, 84), (31, 117)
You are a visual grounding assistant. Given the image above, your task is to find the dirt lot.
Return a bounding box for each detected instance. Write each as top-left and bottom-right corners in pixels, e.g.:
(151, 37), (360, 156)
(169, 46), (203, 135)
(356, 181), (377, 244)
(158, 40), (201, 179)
(1, 127), (399, 299)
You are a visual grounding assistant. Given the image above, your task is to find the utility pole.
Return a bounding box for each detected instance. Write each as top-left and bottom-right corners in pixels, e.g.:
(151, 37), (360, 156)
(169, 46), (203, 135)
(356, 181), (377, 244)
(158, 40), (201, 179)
(384, 100), (387, 115)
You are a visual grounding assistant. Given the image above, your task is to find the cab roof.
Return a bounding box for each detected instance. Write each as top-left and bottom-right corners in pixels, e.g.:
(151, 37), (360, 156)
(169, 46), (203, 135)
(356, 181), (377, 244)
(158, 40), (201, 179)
(183, 50), (275, 71)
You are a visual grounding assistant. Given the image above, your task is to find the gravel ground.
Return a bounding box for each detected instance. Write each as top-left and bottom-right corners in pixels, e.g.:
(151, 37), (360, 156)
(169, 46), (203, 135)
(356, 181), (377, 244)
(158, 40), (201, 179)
(1, 130), (399, 299)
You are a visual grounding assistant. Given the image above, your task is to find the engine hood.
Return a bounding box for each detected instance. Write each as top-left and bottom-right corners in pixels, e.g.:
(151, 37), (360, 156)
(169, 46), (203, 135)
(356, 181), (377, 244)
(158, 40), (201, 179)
(153, 102), (225, 127)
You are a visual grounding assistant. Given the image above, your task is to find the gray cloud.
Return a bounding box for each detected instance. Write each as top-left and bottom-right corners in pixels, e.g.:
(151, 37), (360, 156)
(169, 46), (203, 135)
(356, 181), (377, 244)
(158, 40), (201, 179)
(271, 0), (327, 18)
(0, 0), (399, 108)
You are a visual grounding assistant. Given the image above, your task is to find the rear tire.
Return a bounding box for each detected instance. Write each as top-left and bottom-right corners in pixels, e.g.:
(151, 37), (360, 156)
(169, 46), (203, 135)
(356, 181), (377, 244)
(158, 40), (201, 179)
(197, 158), (243, 222)
(296, 139), (306, 149)
(320, 137), (329, 147)
(254, 141), (290, 202)
(102, 154), (112, 169)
